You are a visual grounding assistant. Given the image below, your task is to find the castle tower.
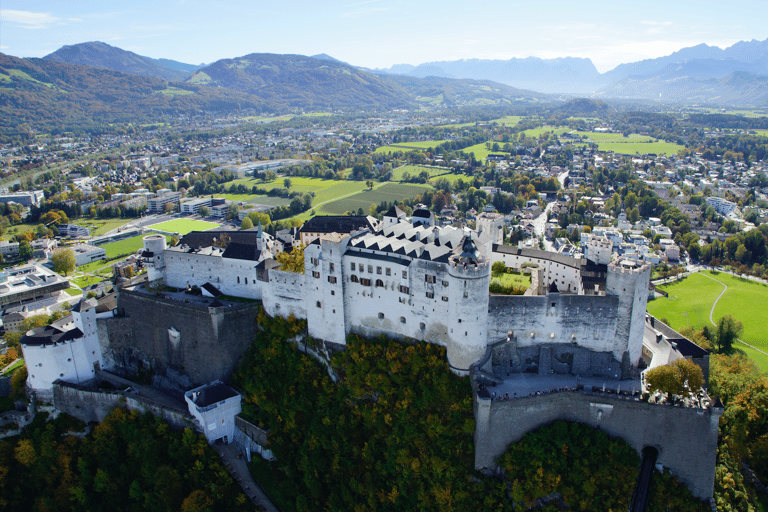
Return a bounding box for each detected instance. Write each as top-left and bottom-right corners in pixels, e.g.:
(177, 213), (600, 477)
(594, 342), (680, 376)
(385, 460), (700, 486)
(142, 234), (167, 282)
(606, 259), (651, 370)
(445, 235), (491, 375)
(305, 238), (347, 346)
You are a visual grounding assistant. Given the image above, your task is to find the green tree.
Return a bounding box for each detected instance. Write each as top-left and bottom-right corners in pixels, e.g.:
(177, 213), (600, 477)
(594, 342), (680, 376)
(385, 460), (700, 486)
(198, 206), (210, 217)
(275, 244), (304, 273)
(240, 217), (253, 230)
(51, 248), (76, 276)
(284, 178), (292, 190)
(18, 240), (33, 261)
(715, 315), (743, 354)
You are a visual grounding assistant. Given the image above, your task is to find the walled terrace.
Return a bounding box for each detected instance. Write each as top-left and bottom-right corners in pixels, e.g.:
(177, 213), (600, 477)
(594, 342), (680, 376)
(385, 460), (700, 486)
(122, 281), (258, 310)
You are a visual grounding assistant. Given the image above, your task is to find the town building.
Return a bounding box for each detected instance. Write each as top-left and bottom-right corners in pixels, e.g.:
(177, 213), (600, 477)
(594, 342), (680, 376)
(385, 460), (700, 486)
(0, 265), (70, 307)
(0, 190), (45, 207)
(147, 191), (181, 213)
(185, 381), (242, 444)
(71, 244), (106, 266)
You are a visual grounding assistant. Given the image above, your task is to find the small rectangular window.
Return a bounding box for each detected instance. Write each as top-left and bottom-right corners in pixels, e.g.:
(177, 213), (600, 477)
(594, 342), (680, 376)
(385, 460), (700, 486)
(399, 285), (409, 294)
(402, 270), (408, 279)
(441, 296), (448, 302)
(328, 276), (337, 284)
(329, 263), (334, 272)
(425, 274), (436, 284)
(442, 280), (449, 287)
(312, 271), (320, 278)
(316, 301), (322, 308)
(463, 292), (468, 298)
(377, 266), (382, 274)
(426, 291), (434, 299)
(361, 278), (371, 286)
(386, 268), (391, 276)
(359, 263), (364, 271)
(351, 262), (355, 271)
(368, 265), (373, 273)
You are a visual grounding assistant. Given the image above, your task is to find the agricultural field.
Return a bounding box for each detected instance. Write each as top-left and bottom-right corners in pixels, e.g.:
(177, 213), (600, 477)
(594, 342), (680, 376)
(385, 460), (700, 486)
(574, 132), (655, 143)
(520, 126), (572, 139)
(460, 141), (512, 161)
(488, 115), (524, 126)
(389, 140), (451, 149)
(596, 141), (685, 156)
(317, 183), (433, 216)
(390, 164), (453, 181)
(220, 194), (290, 207)
(149, 219), (220, 235)
(647, 270), (768, 369)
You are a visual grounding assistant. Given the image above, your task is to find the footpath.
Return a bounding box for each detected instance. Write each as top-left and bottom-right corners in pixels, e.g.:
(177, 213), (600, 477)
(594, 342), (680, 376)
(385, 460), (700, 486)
(214, 443), (280, 512)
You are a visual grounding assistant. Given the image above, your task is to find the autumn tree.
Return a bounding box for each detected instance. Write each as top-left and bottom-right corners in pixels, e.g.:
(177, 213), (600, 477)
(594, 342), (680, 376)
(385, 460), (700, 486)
(51, 248), (76, 276)
(645, 358), (704, 398)
(275, 244), (304, 273)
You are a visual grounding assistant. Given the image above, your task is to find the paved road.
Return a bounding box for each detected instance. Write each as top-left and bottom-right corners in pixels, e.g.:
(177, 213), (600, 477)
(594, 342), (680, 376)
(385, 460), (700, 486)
(214, 443), (280, 512)
(531, 201), (556, 252)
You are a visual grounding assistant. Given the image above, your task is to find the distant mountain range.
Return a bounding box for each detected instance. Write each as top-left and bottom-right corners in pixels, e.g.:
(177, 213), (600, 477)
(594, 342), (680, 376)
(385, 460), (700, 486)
(373, 38), (768, 103)
(1, 38), (767, 136)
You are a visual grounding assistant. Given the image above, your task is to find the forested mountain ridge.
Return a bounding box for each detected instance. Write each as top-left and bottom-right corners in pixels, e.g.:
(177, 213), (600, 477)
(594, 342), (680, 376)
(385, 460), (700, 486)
(0, 53), (270, 136)
(43, 41), (193, 82)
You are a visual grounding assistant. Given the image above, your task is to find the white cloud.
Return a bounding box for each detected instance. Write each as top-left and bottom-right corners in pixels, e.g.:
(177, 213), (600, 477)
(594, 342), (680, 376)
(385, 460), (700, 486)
(0, 9), (62, 29)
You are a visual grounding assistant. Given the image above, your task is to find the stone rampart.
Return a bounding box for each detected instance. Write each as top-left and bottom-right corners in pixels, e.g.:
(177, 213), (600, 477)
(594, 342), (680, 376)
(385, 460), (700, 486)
(53, 381), (195, 430)
(487, 294), (623, 362)
(474, 390), (722, 499)
(100, 288), (262, 386)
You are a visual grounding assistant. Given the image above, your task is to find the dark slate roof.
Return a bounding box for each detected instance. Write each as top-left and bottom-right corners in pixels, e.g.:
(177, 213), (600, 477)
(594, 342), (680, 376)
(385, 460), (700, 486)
(71, 297), (98, 313)
(178, 230), (260, 250)
(256, 258), (282, 270)
(649, 315), (709, 357)
(21, 325), (85, 347)
(384, 205), (406, 218)
(221, 242), (262, 262)
(549, 281), (559, 293)
(191, 382), (239, 407)
(202, 283), (222, 297)
(298, 215), (377, 235)
(492, 243), (585, 268)
(95, 293), (117, 314)
(412, 208), (431, 218)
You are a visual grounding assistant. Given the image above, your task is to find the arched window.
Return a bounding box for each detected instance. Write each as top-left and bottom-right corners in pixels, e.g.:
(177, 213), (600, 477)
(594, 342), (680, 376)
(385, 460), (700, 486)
(375, 279), (384, 287)
(351, 275), (359, 283)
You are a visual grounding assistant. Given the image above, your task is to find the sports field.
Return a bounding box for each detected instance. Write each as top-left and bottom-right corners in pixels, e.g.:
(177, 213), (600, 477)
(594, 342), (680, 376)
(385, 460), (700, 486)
(647, 270), (768, 369)
(149, 219), (221, 234)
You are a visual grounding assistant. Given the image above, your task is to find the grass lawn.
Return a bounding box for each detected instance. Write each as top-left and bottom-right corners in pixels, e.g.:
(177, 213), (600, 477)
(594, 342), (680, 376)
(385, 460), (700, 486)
(520, 126), (572, 139)
(81, 218), (134, 236)
(100, 234), (171, 259)
(1, 223), (37, 241)
(149, 219), (220, 235)
(491, 271), (531, 289)
(460, 141), (512, 162)
(647, 272), (725, 332)
(648, 270), (768, 370)
(70, 274), (104, 288)
(318, 183), (433, 216)
(488, 115), (524, 126)
(1, 359), (24, 376)
(77, 256), (126, 273)
(64, 287), (83, 296)
(575, 131), (655, 143)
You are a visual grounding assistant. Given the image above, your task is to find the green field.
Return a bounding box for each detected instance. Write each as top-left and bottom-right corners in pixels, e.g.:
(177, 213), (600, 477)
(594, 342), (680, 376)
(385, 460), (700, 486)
(648, 271), (768, 369)
(460, 141), (512, 161)
(220, 194), (290, 207)
(596, 141), (685, 156)
(100, 234), (171, 259)
(389, 140), (450, 150)
(390, 164), (454, 181)
(81, 218), (135, 236)
(575, 131), (655, 143)
(488, 116), (524, 126)
(70, 274), (104, 288)
(64, 288), (83, 296)
(149, 219), (220, 234)
(491, 271), (531, 289)
(318, 183), (434, 216)
(520, 126), (572, 139)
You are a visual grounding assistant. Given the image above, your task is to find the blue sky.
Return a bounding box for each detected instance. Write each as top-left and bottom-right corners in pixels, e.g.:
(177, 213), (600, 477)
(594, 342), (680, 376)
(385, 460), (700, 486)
(1, 0), (765, 73)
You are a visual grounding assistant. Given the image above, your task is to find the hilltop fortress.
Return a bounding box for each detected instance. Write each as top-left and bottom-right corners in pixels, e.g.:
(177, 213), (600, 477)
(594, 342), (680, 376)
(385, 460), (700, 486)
(20, 211), (721, 500)
(140, 214), (651, 379)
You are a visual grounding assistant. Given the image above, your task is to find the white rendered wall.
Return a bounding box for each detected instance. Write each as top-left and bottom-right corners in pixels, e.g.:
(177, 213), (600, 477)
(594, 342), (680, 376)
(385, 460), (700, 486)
(164, 251), (266, 299)
(606, 262), (651, 366)
(490, 249), (583, 294)
(185, 395), (242, 443)
(305, 241), (347, 346)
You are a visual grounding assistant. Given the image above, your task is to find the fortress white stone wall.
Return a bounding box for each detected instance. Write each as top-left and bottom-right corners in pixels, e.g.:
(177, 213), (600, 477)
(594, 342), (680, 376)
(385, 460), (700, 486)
(153, 222), (651, 376)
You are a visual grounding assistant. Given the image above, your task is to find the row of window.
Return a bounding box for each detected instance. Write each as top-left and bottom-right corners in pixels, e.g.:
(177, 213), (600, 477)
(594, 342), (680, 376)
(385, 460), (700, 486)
(425, 291), (449, 301)
(350, 261), (406, 279)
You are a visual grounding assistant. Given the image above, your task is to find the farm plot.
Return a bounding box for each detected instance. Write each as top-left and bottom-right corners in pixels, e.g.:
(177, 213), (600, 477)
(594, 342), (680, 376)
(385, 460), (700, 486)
(318, 183), (434, 215)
